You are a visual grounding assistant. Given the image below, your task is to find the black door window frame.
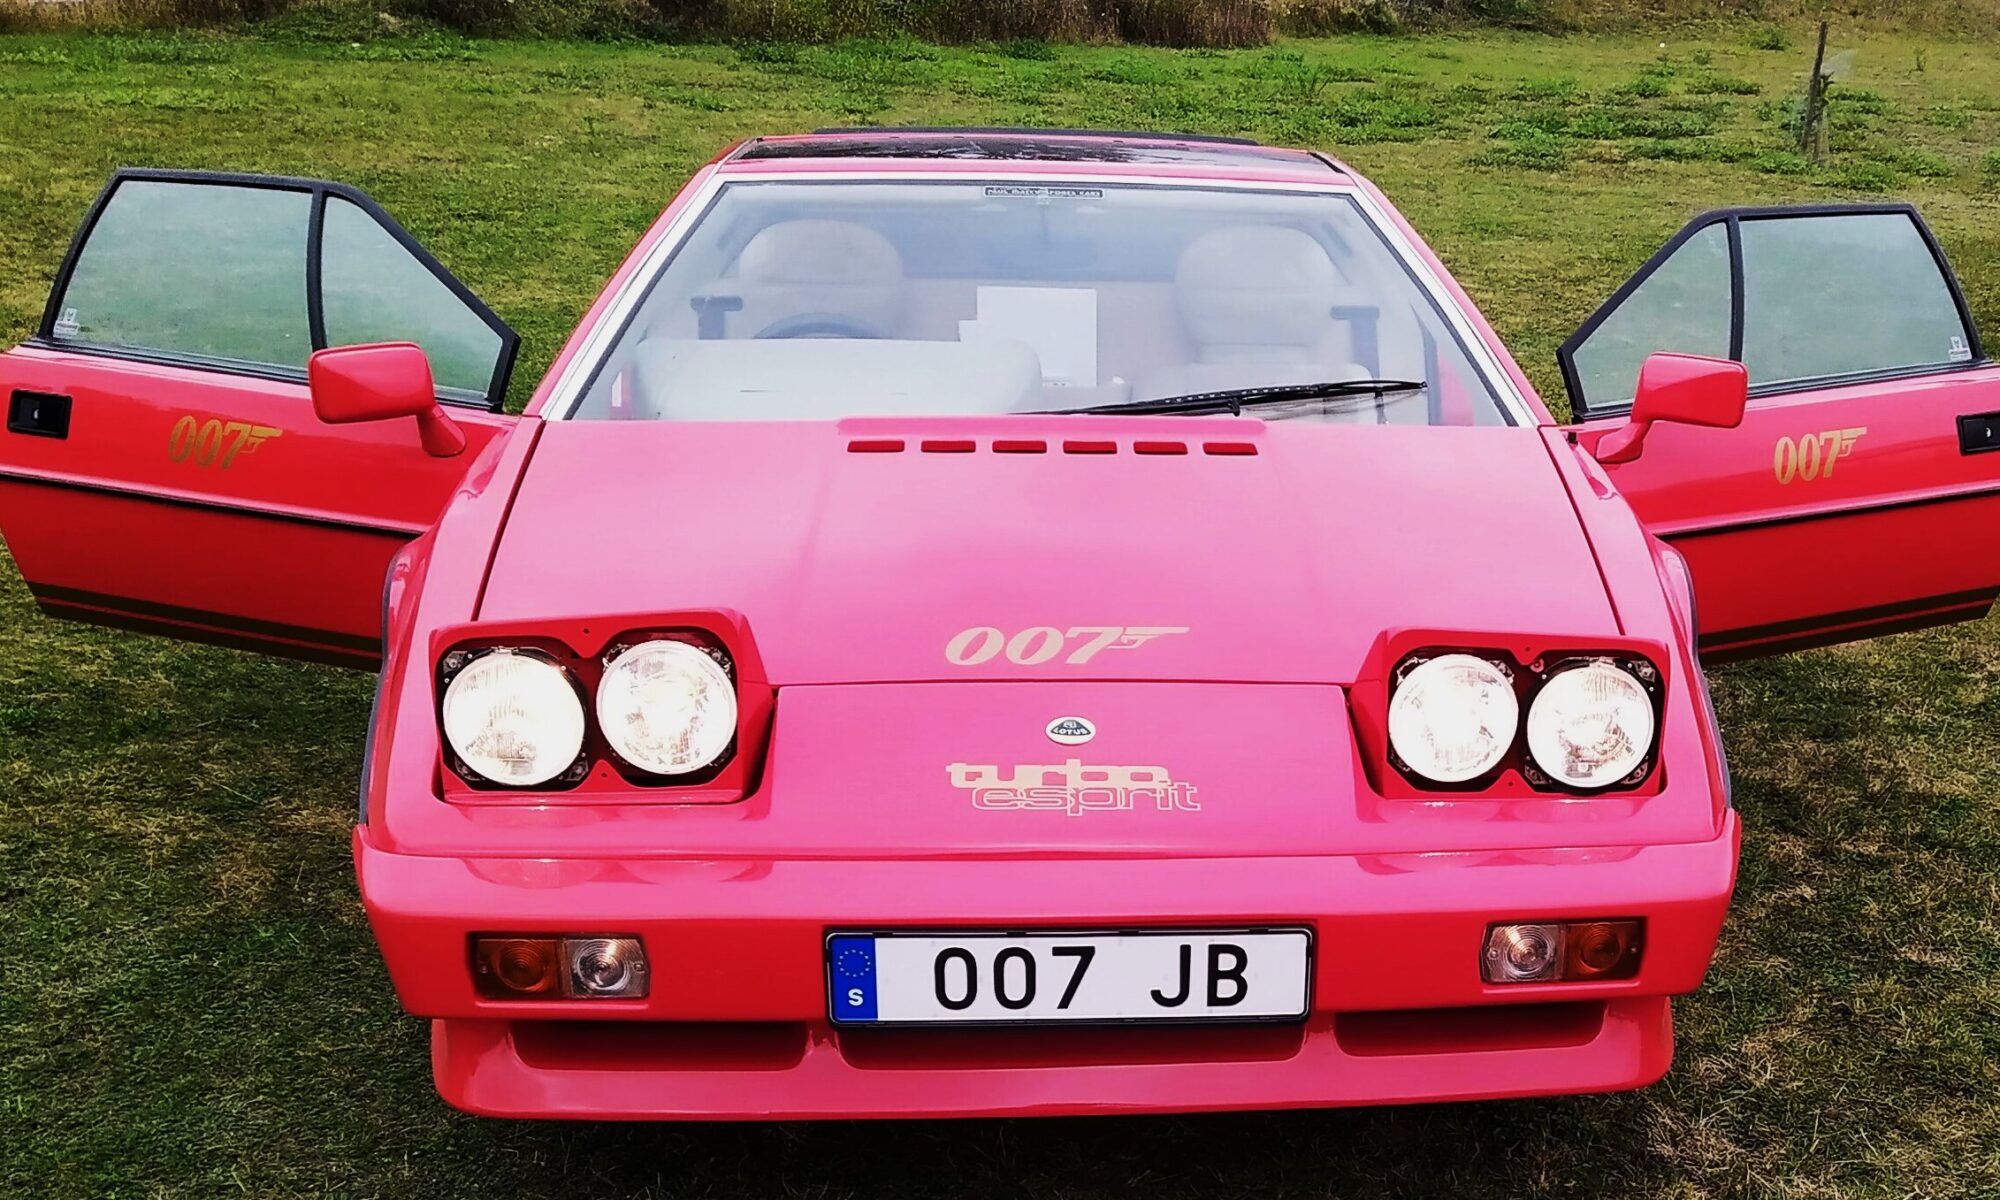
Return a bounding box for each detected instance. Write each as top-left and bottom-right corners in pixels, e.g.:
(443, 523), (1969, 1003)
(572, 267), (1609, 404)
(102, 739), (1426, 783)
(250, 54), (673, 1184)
(33, 168), (519, 413)
(1559, 202), (1987, 421)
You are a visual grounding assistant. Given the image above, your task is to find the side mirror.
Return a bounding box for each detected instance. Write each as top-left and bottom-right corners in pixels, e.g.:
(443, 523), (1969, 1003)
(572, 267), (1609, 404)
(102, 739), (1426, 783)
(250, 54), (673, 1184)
(308, 342), (466, 458)
(1592, 352), (1749, 465)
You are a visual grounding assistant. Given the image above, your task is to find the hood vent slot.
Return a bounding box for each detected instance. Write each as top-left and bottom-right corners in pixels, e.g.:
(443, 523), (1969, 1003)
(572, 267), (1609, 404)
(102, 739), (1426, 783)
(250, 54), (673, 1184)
(846, 437), (1257, 457)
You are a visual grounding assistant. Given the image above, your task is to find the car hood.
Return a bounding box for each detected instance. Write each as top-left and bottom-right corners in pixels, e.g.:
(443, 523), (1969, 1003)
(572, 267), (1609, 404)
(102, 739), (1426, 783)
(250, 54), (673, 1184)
(478, 416), (1618, 686)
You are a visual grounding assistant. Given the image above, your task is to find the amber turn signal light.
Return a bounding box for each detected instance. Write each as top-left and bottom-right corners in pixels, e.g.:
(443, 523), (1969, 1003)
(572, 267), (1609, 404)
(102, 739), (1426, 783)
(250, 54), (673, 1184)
(472, 935), (650, 999)
(1561, 920), (1644, 980)
(1481, 919), (1641, 984)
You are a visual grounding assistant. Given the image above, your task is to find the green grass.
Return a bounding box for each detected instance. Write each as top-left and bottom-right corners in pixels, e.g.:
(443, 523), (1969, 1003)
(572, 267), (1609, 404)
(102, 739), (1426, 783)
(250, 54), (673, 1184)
(3, 21), (2000, 1200)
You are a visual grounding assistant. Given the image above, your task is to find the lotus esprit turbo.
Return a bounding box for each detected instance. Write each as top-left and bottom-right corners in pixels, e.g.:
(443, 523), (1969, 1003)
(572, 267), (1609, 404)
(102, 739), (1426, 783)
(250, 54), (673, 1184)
(3, 129), (1996, 1118)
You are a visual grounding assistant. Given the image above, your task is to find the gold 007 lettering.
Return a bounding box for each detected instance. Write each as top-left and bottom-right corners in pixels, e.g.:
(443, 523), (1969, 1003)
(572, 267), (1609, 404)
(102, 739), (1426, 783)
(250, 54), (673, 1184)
(1773, 427), (1865, 485)
(168, 416), (283, 470)
(947, 625), (1188, 666)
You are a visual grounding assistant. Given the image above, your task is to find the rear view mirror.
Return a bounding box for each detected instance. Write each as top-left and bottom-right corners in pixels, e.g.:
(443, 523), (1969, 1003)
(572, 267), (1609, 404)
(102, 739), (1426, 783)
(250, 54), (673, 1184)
(1593, 352), (1748, 465)
(309, 342), (466, 458)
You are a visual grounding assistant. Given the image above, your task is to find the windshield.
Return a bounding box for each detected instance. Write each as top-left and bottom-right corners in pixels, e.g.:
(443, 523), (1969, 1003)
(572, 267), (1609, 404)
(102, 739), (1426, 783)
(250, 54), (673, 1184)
(567, 180), (1511, 425)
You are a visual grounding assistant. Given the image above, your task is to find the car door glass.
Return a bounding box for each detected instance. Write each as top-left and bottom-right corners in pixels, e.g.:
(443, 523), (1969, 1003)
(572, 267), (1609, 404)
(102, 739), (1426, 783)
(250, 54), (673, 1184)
(50, 180), (312, 369)
(1567, 222), (1731, 416)
(1740, 213), (1971, 387)
(1564, 207), (1980, 419)
(318, 196), (505, 403)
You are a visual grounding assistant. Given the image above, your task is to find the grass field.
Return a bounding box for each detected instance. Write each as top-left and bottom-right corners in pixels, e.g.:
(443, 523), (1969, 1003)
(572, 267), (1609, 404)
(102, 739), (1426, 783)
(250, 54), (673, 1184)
(2, 21), (1999, 1200)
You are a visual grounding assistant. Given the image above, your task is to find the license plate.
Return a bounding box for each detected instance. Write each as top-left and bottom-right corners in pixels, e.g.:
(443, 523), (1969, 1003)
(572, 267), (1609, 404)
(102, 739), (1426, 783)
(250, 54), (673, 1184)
(826, 928), (1312, 1025)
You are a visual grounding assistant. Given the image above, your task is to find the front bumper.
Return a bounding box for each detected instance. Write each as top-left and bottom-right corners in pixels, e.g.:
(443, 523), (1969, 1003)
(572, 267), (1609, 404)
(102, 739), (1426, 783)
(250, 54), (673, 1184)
(357, 814), (1738, 1119)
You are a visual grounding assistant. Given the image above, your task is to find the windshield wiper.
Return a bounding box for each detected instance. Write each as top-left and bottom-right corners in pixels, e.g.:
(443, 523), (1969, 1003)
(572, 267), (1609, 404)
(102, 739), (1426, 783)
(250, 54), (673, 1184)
(1043, 379), (1428, 417)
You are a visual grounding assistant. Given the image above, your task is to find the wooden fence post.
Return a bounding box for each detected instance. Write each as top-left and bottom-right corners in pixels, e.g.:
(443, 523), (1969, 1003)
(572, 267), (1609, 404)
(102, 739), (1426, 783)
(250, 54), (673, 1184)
(1798, 20), (1831, 162)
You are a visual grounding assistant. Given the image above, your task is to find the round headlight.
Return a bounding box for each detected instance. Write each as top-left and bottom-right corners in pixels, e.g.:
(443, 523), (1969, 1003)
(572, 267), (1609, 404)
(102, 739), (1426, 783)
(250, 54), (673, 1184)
(1525, 660), (1656, 789)
(1387, 653), (1519, 783)
(440, 649), (586, 786)
(596, 640), (737, 776)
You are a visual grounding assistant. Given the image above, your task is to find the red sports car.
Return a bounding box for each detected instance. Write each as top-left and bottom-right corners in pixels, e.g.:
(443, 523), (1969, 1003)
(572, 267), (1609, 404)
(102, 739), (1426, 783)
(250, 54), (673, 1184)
(3, 129), (1995, 1119)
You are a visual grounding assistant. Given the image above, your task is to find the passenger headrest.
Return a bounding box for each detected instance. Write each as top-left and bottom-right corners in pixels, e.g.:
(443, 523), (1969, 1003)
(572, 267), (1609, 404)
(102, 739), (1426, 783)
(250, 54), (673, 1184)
(733, 219), (906, 337)
(738, 219), (904, 287)
(1176, 225), (1339, 351)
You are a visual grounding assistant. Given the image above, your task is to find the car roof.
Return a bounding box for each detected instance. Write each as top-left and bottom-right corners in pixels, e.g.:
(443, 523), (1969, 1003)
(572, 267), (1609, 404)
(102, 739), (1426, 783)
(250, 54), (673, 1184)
(725, 128), (1346, 181)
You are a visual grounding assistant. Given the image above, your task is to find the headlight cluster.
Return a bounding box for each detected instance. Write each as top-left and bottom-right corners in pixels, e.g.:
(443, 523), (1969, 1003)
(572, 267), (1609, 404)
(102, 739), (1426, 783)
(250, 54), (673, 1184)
(439, 649), (589, 787)
(1385, 653), (1520, 784)
(595, 640), (737, 777)
(439, 637), (739, 789)
(1523, 660), (1655, 789)
(1386, 650), (1660, 792)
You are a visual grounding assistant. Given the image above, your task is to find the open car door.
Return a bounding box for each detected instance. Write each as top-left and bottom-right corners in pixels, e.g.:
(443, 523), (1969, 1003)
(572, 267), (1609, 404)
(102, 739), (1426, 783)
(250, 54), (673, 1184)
(0, 169), (519, 668)
(1562, 203), (2000, 661)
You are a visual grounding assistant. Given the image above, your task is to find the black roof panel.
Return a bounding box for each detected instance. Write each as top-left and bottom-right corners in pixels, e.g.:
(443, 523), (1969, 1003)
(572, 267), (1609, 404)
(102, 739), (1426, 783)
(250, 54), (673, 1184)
(733, 128), (1326, 169)
(813, 126), (1264, 145)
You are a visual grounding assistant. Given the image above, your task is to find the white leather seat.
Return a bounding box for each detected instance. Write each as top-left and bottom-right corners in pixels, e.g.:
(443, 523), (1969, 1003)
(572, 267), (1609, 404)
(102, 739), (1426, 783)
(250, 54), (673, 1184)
(730, 219), (907, 340)
(1139, 225), (1369, 399)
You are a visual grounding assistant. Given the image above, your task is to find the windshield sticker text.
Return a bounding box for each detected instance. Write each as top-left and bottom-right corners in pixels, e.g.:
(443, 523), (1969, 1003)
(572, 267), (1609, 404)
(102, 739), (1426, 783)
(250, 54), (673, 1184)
(983, 186), (1103, 200)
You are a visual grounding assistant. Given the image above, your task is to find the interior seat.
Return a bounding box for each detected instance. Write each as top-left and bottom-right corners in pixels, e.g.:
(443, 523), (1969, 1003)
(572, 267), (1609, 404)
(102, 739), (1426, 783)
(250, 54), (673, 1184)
(1138, 224), (1370, 400)
(728, 219), (908, 340)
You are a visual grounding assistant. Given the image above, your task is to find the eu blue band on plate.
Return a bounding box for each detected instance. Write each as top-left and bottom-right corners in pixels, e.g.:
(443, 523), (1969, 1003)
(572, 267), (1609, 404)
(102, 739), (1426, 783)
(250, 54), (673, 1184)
(828, 935), (879, 1021)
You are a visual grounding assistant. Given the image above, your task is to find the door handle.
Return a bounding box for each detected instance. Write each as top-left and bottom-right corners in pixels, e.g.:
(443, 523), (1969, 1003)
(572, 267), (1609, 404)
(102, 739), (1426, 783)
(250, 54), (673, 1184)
(7, 389), (71, 439)
(1957, 411), (2000, 455)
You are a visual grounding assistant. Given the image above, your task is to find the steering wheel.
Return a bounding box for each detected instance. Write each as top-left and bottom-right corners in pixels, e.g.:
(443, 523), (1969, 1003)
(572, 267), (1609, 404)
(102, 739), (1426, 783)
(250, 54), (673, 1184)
(754, 312), (890, 340)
